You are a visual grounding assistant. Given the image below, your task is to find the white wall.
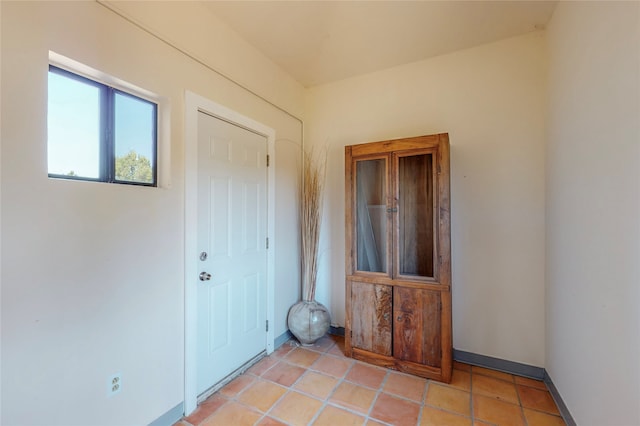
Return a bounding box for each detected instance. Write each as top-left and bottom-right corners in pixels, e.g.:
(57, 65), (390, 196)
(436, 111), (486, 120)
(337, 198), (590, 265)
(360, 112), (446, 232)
(100, 1), (304, 118)
(100, 0), (305, 350)
(545, 2), (640, 425)
(0, 2), (303, 425)
(305, 32), (547, 367)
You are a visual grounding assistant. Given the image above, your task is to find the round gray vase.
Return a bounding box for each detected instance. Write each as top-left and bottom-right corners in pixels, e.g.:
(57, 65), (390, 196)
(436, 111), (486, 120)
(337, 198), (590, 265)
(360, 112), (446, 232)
(287, 300), (330, 345)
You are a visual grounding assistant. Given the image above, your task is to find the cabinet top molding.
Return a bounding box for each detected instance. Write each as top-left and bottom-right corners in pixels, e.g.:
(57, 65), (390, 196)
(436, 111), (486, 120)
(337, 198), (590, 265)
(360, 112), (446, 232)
(347, 133), (449, 157)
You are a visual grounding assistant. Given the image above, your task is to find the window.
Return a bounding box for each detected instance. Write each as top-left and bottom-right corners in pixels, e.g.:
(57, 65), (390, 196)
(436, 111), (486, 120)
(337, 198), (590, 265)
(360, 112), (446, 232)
(48, 65), (158, 186)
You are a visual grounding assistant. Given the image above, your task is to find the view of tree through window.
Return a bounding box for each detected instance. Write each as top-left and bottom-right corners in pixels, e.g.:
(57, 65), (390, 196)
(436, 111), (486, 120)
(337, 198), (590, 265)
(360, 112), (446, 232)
(115, 150), (153, 183)
(48, 65), (157, 186)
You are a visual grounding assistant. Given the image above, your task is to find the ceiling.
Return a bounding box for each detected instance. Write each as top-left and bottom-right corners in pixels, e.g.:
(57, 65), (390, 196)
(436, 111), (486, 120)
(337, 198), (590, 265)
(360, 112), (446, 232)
(204, 1), (557, 87)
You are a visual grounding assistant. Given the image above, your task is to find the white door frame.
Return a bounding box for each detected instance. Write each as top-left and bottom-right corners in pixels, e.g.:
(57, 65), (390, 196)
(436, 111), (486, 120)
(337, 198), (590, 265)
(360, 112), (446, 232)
(184, 91), (275, 415)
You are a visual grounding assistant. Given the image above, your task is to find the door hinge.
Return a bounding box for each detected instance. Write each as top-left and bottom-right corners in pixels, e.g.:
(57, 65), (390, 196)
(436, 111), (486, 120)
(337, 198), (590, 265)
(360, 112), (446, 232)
(266, 320), (269, 332)
(266, 238), (269, 249)
(266, 155), (270, 167)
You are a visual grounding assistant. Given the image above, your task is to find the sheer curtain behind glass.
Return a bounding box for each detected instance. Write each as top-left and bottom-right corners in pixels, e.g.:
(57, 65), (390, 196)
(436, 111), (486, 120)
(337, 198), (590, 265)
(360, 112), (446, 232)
(356, 159), (387, 273)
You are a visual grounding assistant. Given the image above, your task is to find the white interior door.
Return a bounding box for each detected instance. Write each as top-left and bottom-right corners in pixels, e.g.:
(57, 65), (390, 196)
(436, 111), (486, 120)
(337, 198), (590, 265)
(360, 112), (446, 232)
(196, 111), (268, 395)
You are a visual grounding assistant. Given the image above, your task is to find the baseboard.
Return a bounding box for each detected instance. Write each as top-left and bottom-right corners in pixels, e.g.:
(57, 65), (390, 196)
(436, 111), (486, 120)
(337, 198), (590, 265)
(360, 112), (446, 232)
(452, 349), (575, 425)
(275, 330), (293, 348)
(544, 371), (577, 426)
(453, 349), (545, 380)
(329, 325), (345, 336)
(148, 402), (183, 426)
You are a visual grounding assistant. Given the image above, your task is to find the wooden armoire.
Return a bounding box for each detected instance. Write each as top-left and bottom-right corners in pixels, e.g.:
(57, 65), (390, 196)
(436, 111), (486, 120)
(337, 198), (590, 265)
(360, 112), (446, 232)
(344, 133), (452, 383)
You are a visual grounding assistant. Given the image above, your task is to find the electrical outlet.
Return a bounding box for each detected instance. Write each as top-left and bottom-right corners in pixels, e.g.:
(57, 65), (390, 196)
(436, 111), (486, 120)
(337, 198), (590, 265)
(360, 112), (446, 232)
(108, 373), (122, 397)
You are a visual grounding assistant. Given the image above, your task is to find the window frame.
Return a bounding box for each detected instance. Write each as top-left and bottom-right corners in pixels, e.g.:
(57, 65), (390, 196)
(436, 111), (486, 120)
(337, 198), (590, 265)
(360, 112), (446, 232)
(48, 65), (158, 187)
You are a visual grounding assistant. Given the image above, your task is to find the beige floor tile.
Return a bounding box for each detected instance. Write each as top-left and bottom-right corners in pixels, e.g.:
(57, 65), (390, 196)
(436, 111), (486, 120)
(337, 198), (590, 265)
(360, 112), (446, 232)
(370, 393), (421, 426)
(246, 357), (279, 376)
(329, 381), (377, 414)
(472, 374), (519, 404)
(256, 417), (288, 426)
(517, 385), (560, 415)
(305, 335), (336, 353)
(425, 383), (471, 417)
(179, 339), (565, 426)
(472, 366), (515, 383)
(514, 376), (547, 390)
(453, 361), (472, 372)
(447, 369), (471, 392)
(328, 339), (347, 357)
(183, 394), (228, 425)
(201, 401), (261, 426)
(345, 362), (387, 389)
(523, 408), (566, 426)
(311, 353), (353, 378)
(261, 361), (305, 387)
(473, 394), (525, 426)
(273, 342), (296, 358)
(384, 371), (428, 402)
(313, 405), (365, 426)
(328, 335), (345, 345)
(270, 391), (323, 425)
(294, 371), (339, 399)
(420, 406), (472, 426)
(285, 347), (322, 367)
(219, 375), (255, 398)
(237, 380), (287, 413)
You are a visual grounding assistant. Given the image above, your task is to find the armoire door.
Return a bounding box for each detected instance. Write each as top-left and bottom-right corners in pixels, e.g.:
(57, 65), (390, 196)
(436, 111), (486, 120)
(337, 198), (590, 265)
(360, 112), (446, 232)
(345, 133), (451, 383)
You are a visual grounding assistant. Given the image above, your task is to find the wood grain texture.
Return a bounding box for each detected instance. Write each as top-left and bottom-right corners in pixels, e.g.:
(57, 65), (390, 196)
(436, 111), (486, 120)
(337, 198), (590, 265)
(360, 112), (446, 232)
(345, 146), (354, 276)
(436, 134), (451, 287)
(345, 133), (452, 384)
(349, 134), (445, 157)
(393, 287), (441, 368)
(351, 281), (392, 356)
(346, 274), (449, 292)
(351, 348), (443, 380)
(345, 279), (353, 357)
(345, 147), (354, 356)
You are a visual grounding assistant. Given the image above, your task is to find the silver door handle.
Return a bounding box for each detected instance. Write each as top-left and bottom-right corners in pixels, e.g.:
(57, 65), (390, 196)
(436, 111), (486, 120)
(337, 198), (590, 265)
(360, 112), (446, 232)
(199, 272), (212, 281)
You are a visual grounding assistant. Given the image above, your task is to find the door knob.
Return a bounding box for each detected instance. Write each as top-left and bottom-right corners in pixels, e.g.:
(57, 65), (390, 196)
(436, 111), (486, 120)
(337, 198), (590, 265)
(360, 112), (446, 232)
(199, 272), (212, 281)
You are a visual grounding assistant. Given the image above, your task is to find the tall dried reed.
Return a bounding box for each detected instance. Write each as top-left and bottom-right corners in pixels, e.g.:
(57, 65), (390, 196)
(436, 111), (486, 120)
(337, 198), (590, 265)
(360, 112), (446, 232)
(301, 147), (327, 302)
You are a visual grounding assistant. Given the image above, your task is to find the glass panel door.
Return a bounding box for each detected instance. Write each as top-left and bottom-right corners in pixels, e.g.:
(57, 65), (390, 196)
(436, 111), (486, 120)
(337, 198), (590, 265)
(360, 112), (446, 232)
(397, 153), (435, 278)
(355, 158), (388, 273)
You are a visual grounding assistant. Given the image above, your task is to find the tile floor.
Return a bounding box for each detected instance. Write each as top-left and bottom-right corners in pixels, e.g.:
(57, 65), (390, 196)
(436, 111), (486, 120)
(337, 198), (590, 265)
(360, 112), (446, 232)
(176, 335), (565, 426)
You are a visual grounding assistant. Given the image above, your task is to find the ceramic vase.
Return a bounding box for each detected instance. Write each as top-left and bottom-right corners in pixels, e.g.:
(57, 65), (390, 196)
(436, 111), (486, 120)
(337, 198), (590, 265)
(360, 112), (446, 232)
(287, 300), (330, 345)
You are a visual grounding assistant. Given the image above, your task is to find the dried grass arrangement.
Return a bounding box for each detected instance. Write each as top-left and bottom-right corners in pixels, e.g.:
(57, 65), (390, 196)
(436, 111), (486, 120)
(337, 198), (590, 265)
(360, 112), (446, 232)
(287, 146), (331, 345)
(300, 147), (327, 302)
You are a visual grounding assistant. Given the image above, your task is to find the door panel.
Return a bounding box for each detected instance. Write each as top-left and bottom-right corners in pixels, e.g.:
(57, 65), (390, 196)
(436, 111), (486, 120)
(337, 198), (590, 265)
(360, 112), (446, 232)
(393, 286), (441, 367)
(210, 176), (231, 257)
(242, 273), (259, 332)
(197, 111), (268, 395)
(351, 281), (392, 356)
(208, 282), (230, 352)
